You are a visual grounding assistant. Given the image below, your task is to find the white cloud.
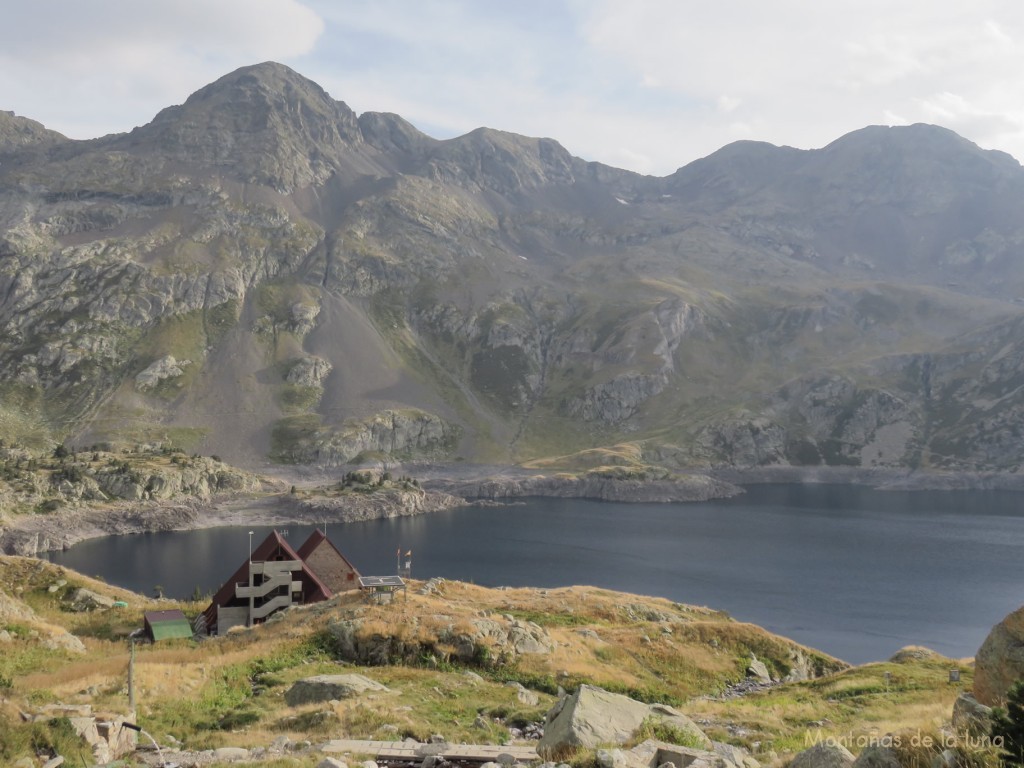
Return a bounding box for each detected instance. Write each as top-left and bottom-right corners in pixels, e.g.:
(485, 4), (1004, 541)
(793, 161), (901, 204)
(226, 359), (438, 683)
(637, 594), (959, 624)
(0, 0), (323, 137)
(3, 1), (1024, 174)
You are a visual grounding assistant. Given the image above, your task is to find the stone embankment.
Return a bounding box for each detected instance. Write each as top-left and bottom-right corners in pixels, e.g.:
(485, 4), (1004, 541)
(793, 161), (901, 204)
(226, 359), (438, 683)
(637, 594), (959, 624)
(0, 487), (464, 556)
(431, 472), (741, 503)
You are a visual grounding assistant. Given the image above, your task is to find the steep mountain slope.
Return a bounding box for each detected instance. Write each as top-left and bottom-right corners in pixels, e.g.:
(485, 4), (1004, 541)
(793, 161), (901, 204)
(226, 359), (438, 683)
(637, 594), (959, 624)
(3, 62), (1024, 473)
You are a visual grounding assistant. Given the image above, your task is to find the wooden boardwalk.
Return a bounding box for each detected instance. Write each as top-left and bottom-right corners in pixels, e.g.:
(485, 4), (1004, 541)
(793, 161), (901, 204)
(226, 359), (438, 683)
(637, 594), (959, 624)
(322, 739), (539, 763)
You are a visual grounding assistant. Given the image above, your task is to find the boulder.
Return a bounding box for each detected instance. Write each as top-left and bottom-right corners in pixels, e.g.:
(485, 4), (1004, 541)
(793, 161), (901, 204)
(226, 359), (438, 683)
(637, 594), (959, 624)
(630, 739), (730, 768)
(43, 631), (86, 654)
(537, 685), (708, 754)
(213, 747), (250, 761)
(952, 692), (992, 736)
(714, 742), (758, 768)
(597, 749), (629, 768)
(974, 605), (1024, 705)
(66, 713), (137, 764)
(789, 743), (854, 768)
(746, 656), (772, 684)
(507, 681), (541, 706)
(851, 745), (901, 768)
(285, 674), (389, 706)
(318, 760), (349, 768)
(68, 588), (116, 612)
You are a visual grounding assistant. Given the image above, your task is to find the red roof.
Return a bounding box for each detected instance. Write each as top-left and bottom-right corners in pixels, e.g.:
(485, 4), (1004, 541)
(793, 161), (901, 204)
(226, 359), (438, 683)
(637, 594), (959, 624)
(201, 531), (333, 630)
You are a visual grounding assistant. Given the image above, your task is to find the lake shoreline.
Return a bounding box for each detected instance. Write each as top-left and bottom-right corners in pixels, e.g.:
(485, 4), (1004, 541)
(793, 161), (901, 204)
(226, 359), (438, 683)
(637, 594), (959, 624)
(43, 484), (1024, 664)
(4, 463), (1024, 557)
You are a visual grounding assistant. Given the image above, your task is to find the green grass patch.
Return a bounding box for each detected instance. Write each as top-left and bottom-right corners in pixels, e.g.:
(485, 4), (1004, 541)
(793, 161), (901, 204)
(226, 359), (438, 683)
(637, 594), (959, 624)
(277, 384), (322, 413)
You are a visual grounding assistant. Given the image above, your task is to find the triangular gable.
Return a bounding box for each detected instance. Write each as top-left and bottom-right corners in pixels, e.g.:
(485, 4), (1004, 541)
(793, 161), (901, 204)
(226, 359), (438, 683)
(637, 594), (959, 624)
(297, 530), (362, 592)
(296, 530), (361, 576)
(202, 530), (333, 630)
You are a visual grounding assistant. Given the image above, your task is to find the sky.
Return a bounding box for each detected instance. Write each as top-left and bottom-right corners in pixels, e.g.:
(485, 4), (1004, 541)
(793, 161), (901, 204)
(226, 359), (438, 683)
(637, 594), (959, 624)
(2, 0), (1024, 176)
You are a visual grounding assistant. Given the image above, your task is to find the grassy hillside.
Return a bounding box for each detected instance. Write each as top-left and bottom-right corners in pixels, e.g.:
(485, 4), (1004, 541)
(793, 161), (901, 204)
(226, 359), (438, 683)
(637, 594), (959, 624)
(0, 557), (989, 767)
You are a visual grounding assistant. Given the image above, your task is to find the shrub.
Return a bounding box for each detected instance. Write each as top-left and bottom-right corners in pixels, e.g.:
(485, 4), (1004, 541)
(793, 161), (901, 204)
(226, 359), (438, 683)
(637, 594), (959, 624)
(992, 680), (1024, 767)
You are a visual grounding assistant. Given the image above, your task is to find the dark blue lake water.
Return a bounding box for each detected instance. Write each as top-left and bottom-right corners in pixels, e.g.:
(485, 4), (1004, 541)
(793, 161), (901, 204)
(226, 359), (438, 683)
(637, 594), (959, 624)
(47, 484), (1024, 665)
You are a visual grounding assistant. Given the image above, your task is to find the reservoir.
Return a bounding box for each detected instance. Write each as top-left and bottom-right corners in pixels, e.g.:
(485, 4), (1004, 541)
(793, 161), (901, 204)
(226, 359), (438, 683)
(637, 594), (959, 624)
(47, 483), (1024, 665)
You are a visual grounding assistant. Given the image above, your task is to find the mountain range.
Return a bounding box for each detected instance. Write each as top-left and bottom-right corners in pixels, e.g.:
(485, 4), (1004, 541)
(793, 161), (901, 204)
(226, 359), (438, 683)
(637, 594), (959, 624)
(4, 61), (1024, 474)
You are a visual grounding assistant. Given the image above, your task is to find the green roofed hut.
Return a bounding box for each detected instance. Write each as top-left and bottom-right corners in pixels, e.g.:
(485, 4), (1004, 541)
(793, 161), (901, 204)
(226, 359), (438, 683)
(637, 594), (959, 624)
(143, 609), (193, 642)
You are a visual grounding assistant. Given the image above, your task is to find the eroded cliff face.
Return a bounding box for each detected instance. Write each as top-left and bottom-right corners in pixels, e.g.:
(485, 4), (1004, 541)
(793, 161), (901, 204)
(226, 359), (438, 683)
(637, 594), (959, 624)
(5, 62), (1024, 473)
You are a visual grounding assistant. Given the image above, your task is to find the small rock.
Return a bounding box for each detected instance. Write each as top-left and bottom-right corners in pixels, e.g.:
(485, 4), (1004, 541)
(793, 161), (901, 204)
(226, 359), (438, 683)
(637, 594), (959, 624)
(474, 714), (489, 728)
(42, 757), (65, 768)
(430, 734), (447, 744)
(318, 759), (349, 768)
(597, 749), (627, 768)
(0, 629), (11, 643)
(360, 761), (379, 768)
(506, 681), (540, 706)
(213, 746), (250, 761)
(497, 755), (517, 767)
(789, 743), (854, 768)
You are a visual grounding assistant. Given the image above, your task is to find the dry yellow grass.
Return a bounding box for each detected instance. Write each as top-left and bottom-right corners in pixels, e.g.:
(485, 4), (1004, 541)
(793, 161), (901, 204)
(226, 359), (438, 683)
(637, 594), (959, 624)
(0, 556), (980, 766)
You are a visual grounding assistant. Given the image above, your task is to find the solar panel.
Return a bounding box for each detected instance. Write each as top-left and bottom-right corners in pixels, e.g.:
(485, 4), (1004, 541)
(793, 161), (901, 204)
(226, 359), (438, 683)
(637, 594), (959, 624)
(358, 576), (405, 588)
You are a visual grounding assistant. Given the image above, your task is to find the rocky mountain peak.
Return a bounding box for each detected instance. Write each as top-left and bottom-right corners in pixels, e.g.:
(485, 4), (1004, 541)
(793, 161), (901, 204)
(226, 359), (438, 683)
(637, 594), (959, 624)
(0, 110), (67, 154)
(425, 126), (577, 194)
(122, 61), (365, 191)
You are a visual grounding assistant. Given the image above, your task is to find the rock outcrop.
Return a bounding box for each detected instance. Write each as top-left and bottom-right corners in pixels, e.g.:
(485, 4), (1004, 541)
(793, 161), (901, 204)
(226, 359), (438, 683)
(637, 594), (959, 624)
(135, 355), (190, 390)
(273, 409), (460, 466)
(537, 685), (709, 754)
(326, 613), (554, 667)
(434, 472), (741, 503)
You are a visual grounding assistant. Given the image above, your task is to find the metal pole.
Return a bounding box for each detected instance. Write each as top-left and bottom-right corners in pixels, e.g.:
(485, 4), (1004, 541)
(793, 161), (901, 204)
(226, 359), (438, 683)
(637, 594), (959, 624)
(248, 531), (255, 628)
(128, 638), (136, 714)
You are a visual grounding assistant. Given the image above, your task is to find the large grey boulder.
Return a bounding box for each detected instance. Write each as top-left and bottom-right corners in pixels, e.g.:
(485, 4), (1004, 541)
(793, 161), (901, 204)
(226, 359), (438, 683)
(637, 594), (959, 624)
(285, 674), (389, 706)
(537, 685), (708, 755)
(789, 743), (854, 768)
(974, 605), (1024, 705)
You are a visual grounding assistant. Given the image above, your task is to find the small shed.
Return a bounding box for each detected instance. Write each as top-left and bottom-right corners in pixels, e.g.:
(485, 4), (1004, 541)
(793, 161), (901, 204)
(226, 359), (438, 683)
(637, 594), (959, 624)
(143, 609), (193, 642)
